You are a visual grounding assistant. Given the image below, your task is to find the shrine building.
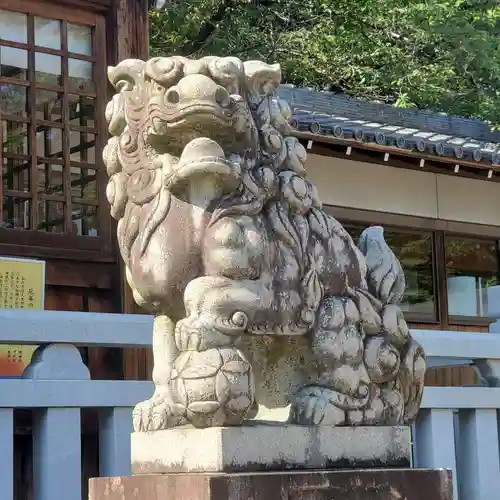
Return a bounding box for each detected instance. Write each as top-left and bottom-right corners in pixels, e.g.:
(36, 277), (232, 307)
(1, 0), (499, 389)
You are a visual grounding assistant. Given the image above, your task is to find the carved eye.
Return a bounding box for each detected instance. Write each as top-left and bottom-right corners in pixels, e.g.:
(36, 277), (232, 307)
(230, 311), (248, 329)
(215, 87), (231, 108)
(165, 88), (180, 104)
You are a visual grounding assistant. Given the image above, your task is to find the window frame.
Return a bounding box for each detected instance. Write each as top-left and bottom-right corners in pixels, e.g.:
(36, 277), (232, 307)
(442, 233), (500, 325)
(0, 0), (111, 260)
(326, 205), (500, 328)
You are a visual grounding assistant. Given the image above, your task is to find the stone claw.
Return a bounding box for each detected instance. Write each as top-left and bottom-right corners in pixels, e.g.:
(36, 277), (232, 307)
(290, 393), (326, 425)
(132, 389), (184, 431)
(289, 386), (346, 426)
(174, 321), (202, 351)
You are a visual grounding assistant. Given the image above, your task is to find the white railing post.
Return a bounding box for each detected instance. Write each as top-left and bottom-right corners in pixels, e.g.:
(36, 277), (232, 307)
(32, 407), (82, 500)
(413, 408), (458, 498)
(476, 294), (500, 386)
(456, 409), (500, 500)
(0, 409), (14, 500)
(27, 344), (90, 500)
(98, 407), (133, 477)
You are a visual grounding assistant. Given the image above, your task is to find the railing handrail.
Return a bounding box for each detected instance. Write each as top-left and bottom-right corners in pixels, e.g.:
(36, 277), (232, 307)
(421, 386), (500, 409)
(0, 379), (153, 408)
(412, 329), (500, 360)
(1, 309), (500, 362)
(0, 309), (153, 347)
(0, 381), (495, 410)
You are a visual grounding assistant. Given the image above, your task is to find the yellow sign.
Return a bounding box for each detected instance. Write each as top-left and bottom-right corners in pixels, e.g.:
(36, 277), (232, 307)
(0, 257), (45, 376)
(0, 257), (45, 310)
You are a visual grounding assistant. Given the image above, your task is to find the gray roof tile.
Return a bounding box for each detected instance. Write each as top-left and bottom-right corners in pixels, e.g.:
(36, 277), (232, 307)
(278, 85), (500, 166)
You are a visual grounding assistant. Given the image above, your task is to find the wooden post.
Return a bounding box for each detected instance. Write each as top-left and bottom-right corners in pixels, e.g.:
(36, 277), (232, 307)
(104, 0), (151, 382)
(106, 0), (149, 318)
(108, 0), (149, 64)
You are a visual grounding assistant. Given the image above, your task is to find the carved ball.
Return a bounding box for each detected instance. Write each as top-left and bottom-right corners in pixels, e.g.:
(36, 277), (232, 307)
(170, 347), (255, 427)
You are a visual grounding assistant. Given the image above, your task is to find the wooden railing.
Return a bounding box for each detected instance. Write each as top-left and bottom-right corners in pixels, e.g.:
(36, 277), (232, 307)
(0, 309), (499, 500)
(412, 328), (500, 500)
(0, 310), (153, 500)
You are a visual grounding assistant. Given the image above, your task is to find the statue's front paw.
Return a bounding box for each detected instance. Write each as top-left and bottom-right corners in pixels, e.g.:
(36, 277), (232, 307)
(174, 318), (235, 352)
(132, 389), (184, 431)
(289, 386), (346, 426)
(175, 320), (202, 351)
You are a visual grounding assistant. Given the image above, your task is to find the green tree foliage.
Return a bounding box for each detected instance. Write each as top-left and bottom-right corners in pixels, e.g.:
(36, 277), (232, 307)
(149, 0), (500, 125)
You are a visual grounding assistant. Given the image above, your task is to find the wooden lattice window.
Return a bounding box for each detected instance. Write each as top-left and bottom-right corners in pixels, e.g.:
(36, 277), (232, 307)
(0, 1), (107, 245)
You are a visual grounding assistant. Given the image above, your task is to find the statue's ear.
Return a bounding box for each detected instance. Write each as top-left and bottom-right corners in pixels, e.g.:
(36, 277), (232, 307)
(107, 59), (146, 92)
(105, 59), (146, 136)
(144, 56), (186, 87)
(206, 57), (245, 95)
(243, 61), (281, 105)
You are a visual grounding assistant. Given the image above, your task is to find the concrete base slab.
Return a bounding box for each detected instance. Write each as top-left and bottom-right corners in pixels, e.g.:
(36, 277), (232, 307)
(131, 424), (411, 474)
(89, 468), (452, 500)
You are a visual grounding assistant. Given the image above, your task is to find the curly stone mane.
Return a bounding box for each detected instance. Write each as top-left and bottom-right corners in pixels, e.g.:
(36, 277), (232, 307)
(103, 55), (426, 432)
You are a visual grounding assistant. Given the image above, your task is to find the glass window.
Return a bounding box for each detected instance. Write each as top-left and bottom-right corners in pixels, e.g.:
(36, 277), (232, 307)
(3, 157), (31, 193)
(36, 89), (63, 122)
(1, 84), (28, 117)
(2, 121), (29, 155)
(0, 11), (100, 238)
(0, 10), (27, 44)
(35, 53), (62, 86)
(38, 163), (64, 196)
(2, 197), (31, 229)
(445, 236), (499, 318)
(72, 205), (98, 236)
(71, 166), (97, 199)
(67, 24), (92, 55)
(346, 224), (436, 319)
(68, 58), (94, 92)
(34, 17), (61, 50)
(1, 46), (28, 80)
(38, 200), (64, 233)
(69, 95), (95, 127)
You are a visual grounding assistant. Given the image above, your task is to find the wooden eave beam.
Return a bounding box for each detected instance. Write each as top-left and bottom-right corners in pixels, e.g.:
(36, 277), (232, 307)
(301, 137), (500, 184)
(49, 0), (111, 12)
(295, 130), (500, 174)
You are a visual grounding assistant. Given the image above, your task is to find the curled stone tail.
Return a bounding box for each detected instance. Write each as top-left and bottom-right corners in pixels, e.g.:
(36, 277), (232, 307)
(358, 226), (406, 306)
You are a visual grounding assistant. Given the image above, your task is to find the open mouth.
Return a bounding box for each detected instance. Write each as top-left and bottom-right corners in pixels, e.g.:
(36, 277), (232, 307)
(165, 105), (234, 127)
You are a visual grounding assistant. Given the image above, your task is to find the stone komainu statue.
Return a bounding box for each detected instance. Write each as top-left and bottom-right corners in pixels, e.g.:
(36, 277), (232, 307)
(103, 56), (426, 431)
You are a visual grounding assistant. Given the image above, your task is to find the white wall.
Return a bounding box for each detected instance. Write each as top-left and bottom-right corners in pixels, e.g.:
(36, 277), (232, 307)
(306, 154), (500, 226)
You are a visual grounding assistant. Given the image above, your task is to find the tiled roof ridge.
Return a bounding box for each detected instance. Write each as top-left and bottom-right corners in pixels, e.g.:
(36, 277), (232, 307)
(278, 85), (500, 143)
(278, 85), (500, 166)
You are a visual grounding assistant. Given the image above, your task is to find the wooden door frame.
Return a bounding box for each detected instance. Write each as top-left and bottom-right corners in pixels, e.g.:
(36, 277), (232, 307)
(0, 0), (113, 260)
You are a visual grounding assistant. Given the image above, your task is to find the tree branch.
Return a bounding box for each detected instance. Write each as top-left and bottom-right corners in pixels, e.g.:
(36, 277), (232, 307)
(179, 0), (237, 56)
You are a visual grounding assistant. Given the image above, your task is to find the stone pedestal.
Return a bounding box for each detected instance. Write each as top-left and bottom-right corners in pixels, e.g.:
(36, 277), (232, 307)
(89, 469), (452, 500)
(131, 425), (411, 474)
(89, 425), (452, 500)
